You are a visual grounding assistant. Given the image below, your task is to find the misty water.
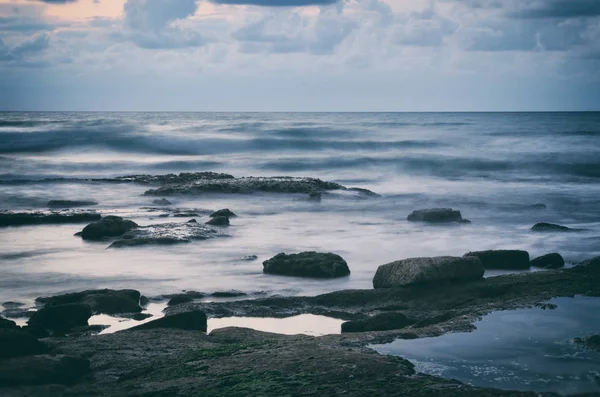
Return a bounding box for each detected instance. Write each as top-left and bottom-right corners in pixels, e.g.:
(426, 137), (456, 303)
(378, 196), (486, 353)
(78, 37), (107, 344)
(1, 112), (600, 304)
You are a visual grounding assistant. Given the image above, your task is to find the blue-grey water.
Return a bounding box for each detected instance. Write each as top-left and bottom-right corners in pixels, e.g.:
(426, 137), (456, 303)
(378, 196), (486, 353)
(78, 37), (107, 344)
(371, 296), (600, 395)
(1, 112), (600, 305)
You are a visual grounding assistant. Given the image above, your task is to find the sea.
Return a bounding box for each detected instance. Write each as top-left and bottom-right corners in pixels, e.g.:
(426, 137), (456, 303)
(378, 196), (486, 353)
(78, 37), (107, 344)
(1, 112), (600, 305)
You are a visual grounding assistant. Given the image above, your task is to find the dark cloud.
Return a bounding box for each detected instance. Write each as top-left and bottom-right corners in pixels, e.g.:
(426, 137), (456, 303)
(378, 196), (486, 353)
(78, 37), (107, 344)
(509, 0), (600, 19)
(124, 0), (198, 31)
(211, 0), (338, 6)
(0, 16), (59, 33)
(0, 34), (50, 64)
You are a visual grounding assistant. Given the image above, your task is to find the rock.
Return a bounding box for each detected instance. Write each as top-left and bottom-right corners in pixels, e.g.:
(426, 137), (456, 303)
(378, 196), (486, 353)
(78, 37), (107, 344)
(0, 210), (101, 227)
(79, 216), (138, 241)
(100, 172), (235, 184)
(308, 191), (322, 201)
(210, 208), (237, 218)
(464, 250), (530, 270)
(47, 200), (98, 208)
(342, 312), (415, 333)
(140, 295), (150, 307)
(152, 198), (172, 205)
(531, 253), (565, 269)
(0, 355), (90, 386)
(0, 329), (46, 358)
(2, 301), (25, 309)
(372, 256), (484, 288)
(0, 317), (17, 329)
(144, 176), (349, 196)
(263, 252), (351, 278)
(109, 221), (225, 248)
(529, 203), (547, 209)
(167, 295), (194, 306)
(210, 290), (247, 298)
(36, 289), (142, 315)
(27, 303), (92, 333)
(1, 308), (33, 319)
(574, 335), (600, 352)
(21, 325), (49, 338)
(531, 222), (572, 232)
(241, 255), (258, 261)
(66, 324), (109, 336)
(206, 216), (230, 226)
(407, 208), (464, 223)
(347, 187), (381, 197)
(129, 311), (207, 332)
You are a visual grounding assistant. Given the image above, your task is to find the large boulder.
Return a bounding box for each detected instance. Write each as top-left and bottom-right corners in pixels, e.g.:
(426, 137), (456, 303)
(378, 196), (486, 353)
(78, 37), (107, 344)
(407, 208), (467, 223)
(129, 311), (207, 332)
(372, 256), (484, 288)
(167, 295), (194, 306)
(0, 329), (46, 359)
(47, 200), (98, 208)
(263, 252), (350, 278)
(210, 209), (237, 218)
(79, 216), (138, 240)
(531, 253), (565, 269)
(206, 216), (230, 226)
(0, 355), (90, 387)
(0, 210), (100, 227)
(464, 250), (530, 270)
(531, 223), (572, 232)
(36, 289), (142, 315)
(28, 303), (92, 334)
(341, 312), (414, 333)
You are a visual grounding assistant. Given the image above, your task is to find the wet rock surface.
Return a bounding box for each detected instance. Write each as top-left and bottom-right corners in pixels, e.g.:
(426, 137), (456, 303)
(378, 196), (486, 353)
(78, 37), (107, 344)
(108, 221), (226, 248)
(206, 216), (230, 226)
(210, 208), (237, 218)
(464, 250), (530, 270)
(28, 303), (92, 334)
(79, 216), (138, 241)
(373, 256), (484, 288)
(574, 335), (600, 353)
(167, 295), (194, 306)
(151, 198), (172, 205)
(36, 289), (142, 315)
(97, 172), (235, 184)
(0, 329), (46, 358)
(0, 355), (90, 387)
(0, 317), (18, 329)
(531, 253), (565, 269)
(142, 175), (373, 196)
(47, 200), (98, 208)
(407, 208), (466, 223)
(263, 252), (351, 278)
(0, 210), (101, 227)
(532, 222), (574, 232)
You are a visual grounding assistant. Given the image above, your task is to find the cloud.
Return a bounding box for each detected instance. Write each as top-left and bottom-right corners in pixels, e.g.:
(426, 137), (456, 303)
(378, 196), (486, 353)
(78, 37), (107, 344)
(211, 0), (338, 6)
(509, 0), (600, 19)
(30, 0), (78, 3)
(0, 16), (59, 33)
(0, 34), (50, 65)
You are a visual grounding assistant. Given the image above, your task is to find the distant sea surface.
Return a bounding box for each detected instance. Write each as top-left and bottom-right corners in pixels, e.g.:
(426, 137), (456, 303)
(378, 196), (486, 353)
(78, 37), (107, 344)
(1, 112), (600, 303)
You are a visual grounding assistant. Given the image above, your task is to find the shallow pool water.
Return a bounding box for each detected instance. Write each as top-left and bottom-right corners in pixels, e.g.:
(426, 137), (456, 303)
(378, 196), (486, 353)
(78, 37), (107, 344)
(370, 296), (600, 395)
(207, 314), (344, 336)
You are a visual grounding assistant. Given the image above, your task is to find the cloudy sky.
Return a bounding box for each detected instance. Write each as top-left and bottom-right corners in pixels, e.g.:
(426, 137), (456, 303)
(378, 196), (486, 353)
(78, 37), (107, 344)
(1, 0), (599, 111)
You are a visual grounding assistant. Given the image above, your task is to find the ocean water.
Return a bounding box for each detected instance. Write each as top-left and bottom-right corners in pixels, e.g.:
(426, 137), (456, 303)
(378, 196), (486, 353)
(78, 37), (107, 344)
(1, 112), (600, 304)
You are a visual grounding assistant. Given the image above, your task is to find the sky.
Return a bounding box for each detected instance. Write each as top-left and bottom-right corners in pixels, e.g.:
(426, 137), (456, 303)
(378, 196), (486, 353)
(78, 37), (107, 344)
(1, 0), (599, 111)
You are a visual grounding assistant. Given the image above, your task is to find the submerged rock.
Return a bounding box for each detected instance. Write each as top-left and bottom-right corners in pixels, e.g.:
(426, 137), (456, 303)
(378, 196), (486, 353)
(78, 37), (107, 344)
(373, 256), (484, 288)
(0, 355), (90, 387)
(531, 253), (565, 269)
(240, 255), (258, 261)
(36, 289), (142, 315)
(129, 311), (207, 332)
(407, 208), (466, 223)
(152, 198), (172, 205)
(528, 203), (547, 209)
(206, 216), (230, 226)
(167, 295), (194, 306)
(531, 222), (573, 232)
(144, 176), (353, 196)
(307, 191), (322, 201)
(109, 221), (225, 248)
(210, 290), (247, 298)
(47, 200), (98, 208)
(79, 216), (138, 241)
(210, 208), (237, 218)
(342, 312), (415, 333)
(263, 252), (350, 278)
(464, 250), (530, 270)
(2, 301), (25, 309)
(28, 303), (92, 334)
(574, 335), (600, 352)
(0, 210), (101, 227)
(0, 329), (46, 359)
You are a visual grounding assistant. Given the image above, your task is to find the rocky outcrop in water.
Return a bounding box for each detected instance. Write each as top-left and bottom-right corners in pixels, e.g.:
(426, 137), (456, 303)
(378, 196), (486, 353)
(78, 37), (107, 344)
(531, 253), (565, 269)
(464, 250), (530, 270)
(167, 295), (194, 306)
(373, 256), (484, 288)
(98, 172), (235, 184)
(263, 252), (350, 278)
(36, 289), (142, 315)
(210, 208), (237, 218)
(27, 303), (92, 334)
(407, 208), (468, 223)
(151, 198), (172, 205)
(206, 216), (230, 226)
(78, 216), (138, 240)
(531, 222), (574, 232)
(109, 221), (226, 248)
(341, 312), (415, 333)
(574, 335), (600, 353)
(0, 210), (101, 227)
(47, 200), (98, 208)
